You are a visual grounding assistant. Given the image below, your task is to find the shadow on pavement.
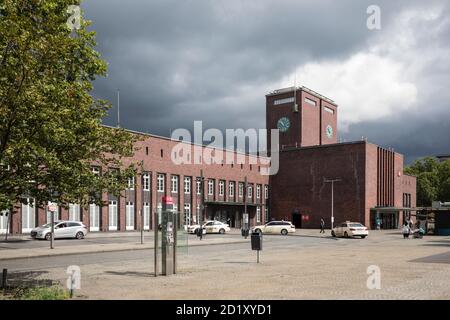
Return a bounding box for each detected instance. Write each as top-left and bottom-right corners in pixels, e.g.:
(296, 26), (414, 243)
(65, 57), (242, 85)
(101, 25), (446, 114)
(289, 234), (340, 240)
(410, 251), (450, 264)
(104, 271), (156, 278)
(0, 239), (32, 243)
(2, 270), (54, 288)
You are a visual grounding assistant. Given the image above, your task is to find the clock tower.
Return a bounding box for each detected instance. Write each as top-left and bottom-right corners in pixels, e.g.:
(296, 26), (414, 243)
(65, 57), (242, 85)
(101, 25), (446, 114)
(265, 86), (338, 153)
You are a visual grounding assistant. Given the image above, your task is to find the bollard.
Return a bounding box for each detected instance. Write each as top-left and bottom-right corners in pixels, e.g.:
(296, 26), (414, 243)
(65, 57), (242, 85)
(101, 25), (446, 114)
(2, 268), (7, 290)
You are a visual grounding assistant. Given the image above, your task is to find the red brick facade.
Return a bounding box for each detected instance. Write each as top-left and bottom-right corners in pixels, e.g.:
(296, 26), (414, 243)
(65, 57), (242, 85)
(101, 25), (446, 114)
(5, 132), (270, 234)
(1, 86), (417, 234)
(267, 86), (417, 229)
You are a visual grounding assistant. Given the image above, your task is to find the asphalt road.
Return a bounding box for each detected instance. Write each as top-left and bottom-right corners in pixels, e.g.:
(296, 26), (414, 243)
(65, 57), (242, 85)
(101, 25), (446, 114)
(1, 233), (338, 271)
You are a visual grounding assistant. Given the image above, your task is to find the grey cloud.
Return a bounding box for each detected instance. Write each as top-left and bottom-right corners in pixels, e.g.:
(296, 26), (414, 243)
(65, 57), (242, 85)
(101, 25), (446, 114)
(82, 0), (450, 161)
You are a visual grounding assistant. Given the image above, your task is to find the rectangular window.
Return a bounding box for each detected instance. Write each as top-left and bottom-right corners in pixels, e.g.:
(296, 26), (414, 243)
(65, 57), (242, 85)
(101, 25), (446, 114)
(143, 173), (150, 191)
(89, 203), (100, 231)
(127, 176), (135, 190)
(264, 185), (269, 200)
(305, 97), (317, 106)
(184, 177), (191, 194)
(143, 202), (150, 230)
(171, 175), (178, 193)
(256, 185), (261, 199)
(69, 203), (80, 221)
(248, 185), (253, 198)
(184, 203), (191, 226)
(196, 178), (201, 195)
(108, 200), (118, 231)
(157, 174), (165, 192)
(229, 182), (235, 198)
(265, 207), (269, 222)
(324, 106), (335, 114)
(238, 182), (244, 197)
(126, 202), (134, 230)
(208, 180), (214, 196)
(21, 198), (35, 233)
(274, 97), (294, 105)
(219, 180), (225, 196)
(256, 207), (261, 223)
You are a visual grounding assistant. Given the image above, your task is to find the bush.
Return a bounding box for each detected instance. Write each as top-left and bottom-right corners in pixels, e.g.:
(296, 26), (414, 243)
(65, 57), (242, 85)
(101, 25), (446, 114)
(16, 286), (70, 300)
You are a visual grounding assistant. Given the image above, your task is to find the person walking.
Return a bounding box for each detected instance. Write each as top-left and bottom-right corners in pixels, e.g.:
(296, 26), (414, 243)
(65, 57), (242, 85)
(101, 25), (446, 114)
(320, 218), (325, 234)
(402, 222), (410, 239)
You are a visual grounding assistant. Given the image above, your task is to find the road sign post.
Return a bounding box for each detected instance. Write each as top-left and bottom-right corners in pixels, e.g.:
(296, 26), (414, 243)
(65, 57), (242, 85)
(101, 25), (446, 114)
(48, 203), (57, 249)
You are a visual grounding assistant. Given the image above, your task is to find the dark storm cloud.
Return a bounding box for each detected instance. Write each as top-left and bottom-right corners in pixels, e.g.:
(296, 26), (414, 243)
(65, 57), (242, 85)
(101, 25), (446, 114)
(81, 0), (450, 160)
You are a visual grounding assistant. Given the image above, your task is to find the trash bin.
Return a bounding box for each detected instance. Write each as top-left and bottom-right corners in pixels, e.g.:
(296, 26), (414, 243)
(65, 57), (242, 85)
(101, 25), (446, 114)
(241, 228), (249, 238)
(251, 232), (262, 251)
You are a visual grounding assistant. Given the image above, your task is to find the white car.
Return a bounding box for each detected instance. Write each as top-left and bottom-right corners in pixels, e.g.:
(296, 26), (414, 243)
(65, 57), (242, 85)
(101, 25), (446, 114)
(31, 220), (88, 240)
(252, 221), (296, 235)
(331, 221), (368, 238)
(187, 221), (230, 234)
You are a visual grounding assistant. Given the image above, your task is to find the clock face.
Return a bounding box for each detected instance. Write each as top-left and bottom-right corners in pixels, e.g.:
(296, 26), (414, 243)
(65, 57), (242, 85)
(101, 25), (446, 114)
(326, 125), (333, 138)
(277, 117), (290, 132)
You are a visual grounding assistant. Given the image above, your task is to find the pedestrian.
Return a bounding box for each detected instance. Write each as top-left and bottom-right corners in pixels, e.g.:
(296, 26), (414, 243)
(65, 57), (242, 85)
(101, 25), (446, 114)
(320, 218), (325, 234)
(402, 222), (410, 239)
(197, 226), (203, 240)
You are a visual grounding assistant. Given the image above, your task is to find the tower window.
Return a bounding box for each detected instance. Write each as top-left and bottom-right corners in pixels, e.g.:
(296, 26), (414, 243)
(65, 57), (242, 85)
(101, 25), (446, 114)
(305, 97), (317, 106)
(324, 106), (335, 114)
(274, 97), (294, 105)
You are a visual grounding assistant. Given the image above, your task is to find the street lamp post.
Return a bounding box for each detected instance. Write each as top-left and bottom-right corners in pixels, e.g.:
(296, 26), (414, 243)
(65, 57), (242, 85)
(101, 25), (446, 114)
(324, 178), (342, 230)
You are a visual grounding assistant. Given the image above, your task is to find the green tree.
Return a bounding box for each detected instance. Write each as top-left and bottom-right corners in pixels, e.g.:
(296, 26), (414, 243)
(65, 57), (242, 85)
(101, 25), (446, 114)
(0, 0), (139, 216)
(405, 157), (450, 206)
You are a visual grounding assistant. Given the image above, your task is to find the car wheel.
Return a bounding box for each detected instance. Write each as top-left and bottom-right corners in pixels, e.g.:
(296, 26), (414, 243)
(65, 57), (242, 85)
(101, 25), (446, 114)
(344, 231), (349, 238)
(281, 229), (288, 235)
(76, 231), (84, 240)
(219, 228), (225, 234)
(361, 235), (366, 239)
(45, 233), (52, 241)
(194, 228), (199, 235)
(331, 230), (336, 237)
(255, 228), (262, 234)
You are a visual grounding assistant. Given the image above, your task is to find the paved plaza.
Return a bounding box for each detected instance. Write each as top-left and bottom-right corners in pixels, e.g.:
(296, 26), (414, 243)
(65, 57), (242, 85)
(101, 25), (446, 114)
(1, 230), (450, 299)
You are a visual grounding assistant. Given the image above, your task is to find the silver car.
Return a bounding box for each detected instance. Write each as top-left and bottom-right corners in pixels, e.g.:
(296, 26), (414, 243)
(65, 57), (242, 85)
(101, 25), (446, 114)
(31, 220), (88, 240)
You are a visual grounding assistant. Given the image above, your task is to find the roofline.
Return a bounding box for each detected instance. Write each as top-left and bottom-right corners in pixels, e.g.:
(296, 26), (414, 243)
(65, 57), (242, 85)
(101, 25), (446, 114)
(266, 86), (337, 106)
(280, 140), (405, 157)
(280, 140), (366, 152)
(102, 125), (270, 160)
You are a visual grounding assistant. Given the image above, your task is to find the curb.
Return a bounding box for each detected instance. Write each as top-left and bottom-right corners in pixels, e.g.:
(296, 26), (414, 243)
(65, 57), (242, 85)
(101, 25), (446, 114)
(0, 239), (249, 261)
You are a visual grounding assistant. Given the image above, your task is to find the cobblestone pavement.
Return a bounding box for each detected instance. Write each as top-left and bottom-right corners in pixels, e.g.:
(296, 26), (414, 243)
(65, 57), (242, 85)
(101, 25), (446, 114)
(3, 230), (450, 299)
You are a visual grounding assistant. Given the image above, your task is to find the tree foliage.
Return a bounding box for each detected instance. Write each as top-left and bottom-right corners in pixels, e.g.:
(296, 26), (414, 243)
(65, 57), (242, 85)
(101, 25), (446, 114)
(0, 0), (140, 212)
(404, 157), (450, 206)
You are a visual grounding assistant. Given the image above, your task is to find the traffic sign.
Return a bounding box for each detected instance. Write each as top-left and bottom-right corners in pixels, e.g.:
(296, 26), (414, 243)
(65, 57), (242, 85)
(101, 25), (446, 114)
(243, 213), (249, 224)
(48, 203), (57, 212)
(162, 196), (174, 205)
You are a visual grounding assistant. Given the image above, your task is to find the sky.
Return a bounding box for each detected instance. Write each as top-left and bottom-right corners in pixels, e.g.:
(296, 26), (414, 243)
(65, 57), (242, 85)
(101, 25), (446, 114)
(82, 0), (450, 164)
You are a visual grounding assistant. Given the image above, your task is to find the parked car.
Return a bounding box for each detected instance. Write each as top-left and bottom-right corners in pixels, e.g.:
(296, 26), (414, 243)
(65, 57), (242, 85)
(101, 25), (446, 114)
(186, 224), (206, 235)
(252, 221), (296, 235)
(331, 221), (368, 238)
(31, 221), (88, 240)
(187, 220), (230, 234)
